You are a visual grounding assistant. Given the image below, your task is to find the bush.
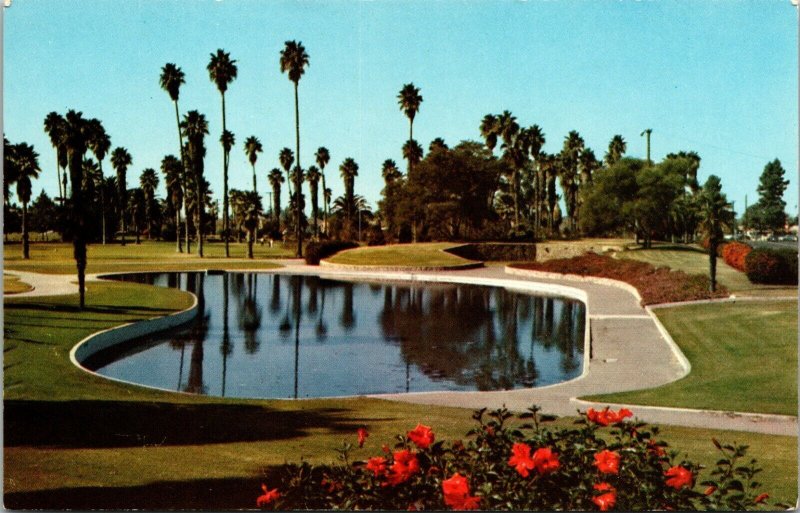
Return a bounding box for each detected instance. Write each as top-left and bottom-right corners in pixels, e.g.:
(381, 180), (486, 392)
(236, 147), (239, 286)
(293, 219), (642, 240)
(255, 406), (777, 511)
(721, 242), (752, 272)
(745, 248), (798, 285)
(513, 253), (729, 305)
(700, 238), (727, 256)
(305, 240), (359, 265)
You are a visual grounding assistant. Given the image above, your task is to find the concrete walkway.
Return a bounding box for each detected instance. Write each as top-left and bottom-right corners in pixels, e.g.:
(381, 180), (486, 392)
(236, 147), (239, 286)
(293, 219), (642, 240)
(3, 269), (79, 297)
(5, 262), (797, 436)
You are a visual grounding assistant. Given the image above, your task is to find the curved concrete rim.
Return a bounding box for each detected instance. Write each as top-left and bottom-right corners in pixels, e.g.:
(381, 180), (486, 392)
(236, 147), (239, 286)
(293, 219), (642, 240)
(319, 259), (484, 272)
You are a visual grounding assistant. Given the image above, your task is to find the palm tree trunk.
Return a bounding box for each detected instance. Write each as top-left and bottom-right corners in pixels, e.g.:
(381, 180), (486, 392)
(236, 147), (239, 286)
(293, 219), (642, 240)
(222, 93), (230, 258)
(197, 180), (204, 258)
(176, 208), (182, 251)
(22, 201), (29, 259)
(120, 193), (127, 247)
(512, 168), (520, 229)
(252, 163), (259, 243)
(320, 171), (327, 236)
(294, 83), (303, 258)
(709, 241), (717, 292)
(55, 152), (64, 205)
(174, 99), (186, 254)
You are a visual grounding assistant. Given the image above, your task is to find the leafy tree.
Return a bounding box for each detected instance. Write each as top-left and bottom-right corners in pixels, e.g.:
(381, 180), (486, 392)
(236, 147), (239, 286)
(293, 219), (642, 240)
(633, 160), (685, 248)
(110, 147), (132, 246)
(698, 175), (734, 291)
(579, 158), (643, 236)
(398, 83), (423, 175)
(29, 190), (58, 237)
(180, 110), (210, 256)
(280, 40), (310, 257)
(160, 62), (187, 252)
(755, 159), (789, 230)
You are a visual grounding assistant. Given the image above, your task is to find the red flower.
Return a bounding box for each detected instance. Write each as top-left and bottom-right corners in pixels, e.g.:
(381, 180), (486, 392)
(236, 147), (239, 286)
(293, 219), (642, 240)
(647, 440), (666, 457)
(594, 450), (621, 475)
(592, 491), (617, 511)
(408, 424), (435, 449)
(587, 407), (634, 426)
(386, 449), (420, 485)
(754, 493), (769, 504)
(366, 456), (388, 477)
(357, 427), (369, 448)
(508, 442), (536, 477)
(594, 482), (614, 492)
(442, 473), (481, 510)
(532, 447), (560, 475)
(256, 484), (280, 507)
(664, 466), (693, 489)
(382, 444), (391, 454)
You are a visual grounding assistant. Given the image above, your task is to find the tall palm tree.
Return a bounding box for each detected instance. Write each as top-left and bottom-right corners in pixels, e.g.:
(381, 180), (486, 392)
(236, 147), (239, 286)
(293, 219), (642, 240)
(397, 83), (423, 178)
(161, 155), (183, 251)
(306, 165), (321, 237)
(87, 119), (111, 244)
(698, 175), (733, 292)
(159, 63), (187, 252)
(280, 40), (310, 257)
(4, 137), (19, 209)
(129, 187), (146, 244)
(604, 135), (627, 167)
(559, 130), (585, 232)
(110, 147), (132, 246)
(268, 168), (284, 223)
(428, 137), (448, 153)
(43, 112), (68, 204)
(339, 157), (359, 227)
(527, 125), (546, 237)
(315, 147), (330, 234)
(181, 110), (210, 257)
(279, 147), (295, 198)
(12, 143), (41, 259)
(64, 110), (93, 308)
(220, 129), (236, 245)
(208, 49), (238, 257)
(140, 168), (159, 239)
(381, 158), (402, 184)
(480, 113), (499, 151)
(323, 187), (332, 230)
(401, 140), (424, 169)
(244, 136), (263, 193)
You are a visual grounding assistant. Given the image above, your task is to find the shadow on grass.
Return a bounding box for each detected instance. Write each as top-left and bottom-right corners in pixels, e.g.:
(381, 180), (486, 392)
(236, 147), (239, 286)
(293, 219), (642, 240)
(5, 399), (358, 448)
(4, 301), (176, 316)
(4, 475), (274, 510)
(628, 244), (705, 253)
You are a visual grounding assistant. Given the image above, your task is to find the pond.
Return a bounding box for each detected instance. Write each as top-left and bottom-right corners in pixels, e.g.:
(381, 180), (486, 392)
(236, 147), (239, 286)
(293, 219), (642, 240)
(86, 272), (585, 399)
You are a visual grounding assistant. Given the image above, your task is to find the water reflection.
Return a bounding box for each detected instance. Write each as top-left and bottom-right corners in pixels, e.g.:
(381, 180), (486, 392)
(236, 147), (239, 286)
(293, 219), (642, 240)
(96, 273), (585, 399)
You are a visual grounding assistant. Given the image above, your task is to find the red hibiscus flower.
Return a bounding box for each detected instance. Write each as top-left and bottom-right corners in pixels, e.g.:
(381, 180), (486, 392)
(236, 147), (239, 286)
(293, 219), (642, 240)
(386, 449), (420, 485)
(594, 482), (615, 492)
(442, 473), (481, 510)
(508, 442), (535, 477)
(357, 427), (369, 448)
(592, 491), (617, 511)
(594, 450), (621, 475)
(408, 424), (435, 449)
(366, 456), (388, 477)
(532, 447), (560, 475)
(664, 466), (693, 489)
(587, 407), (633, 426)
(754, 493), (769, 504)
(256, 484), (280, 507)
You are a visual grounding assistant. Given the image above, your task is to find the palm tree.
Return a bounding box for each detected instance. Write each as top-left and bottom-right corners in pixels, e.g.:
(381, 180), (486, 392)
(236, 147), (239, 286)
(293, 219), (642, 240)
(323, 187), (332, 229)
(429, 137), (448, 152)
(159, 63), (187, 252)
(339, 158), (359, 227)
(4, 138), (19, 209)
(397, 83), (423, 172)
(181, 110), (210, 257)
(280, 40), (310, 258)
(161, 155), (183, 251)
(12, 143), (41, 259)
(315, 147), (330, 234)
(208, 49), (238, 257)
(604, 135), (627, 167)
(480, 114), (499, 151)
(110, 147), (132, 246)
(43, 112), (68, 204)
(698, 175), (733, 292)
(268, 168), (284, 223)
(129, 187), (146, 244)
(220, 129), (236, 245)
(244, 136), (263, 193)
(306, 165), (321, 237)
(559, 130), (585, 232)
(382, 159), (402, 184)
(140, 168), (159, 239)
(279, 147), (295, 198)
(87, 119), (111, 244)
(527, 125), (546, 237)
(402, 140), (424, 169)
(243, 191), (262, 258)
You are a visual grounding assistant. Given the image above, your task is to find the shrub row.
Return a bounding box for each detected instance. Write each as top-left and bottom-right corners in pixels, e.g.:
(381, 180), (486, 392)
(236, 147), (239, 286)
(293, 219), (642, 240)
(445, 243), (537, 262)
(745, 248), (798, 285)
(304, 240), (360, 265)
(513, 253), (729, 305)
(720, 242), (752, 272)
(256, 406), (776, 511)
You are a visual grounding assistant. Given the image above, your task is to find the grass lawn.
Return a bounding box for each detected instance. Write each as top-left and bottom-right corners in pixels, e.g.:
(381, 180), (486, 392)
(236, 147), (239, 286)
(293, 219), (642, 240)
(3, 281), (797, 507)
(3, 274), (32, 294)
(585, 300), (798, 416)
(3, 240), (291, 274)
(325, 242), (475, 267)
(619, 245), (796, 297)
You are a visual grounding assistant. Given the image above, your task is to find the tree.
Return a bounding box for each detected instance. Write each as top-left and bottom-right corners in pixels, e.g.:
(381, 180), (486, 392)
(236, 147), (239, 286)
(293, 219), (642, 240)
(140, 168), (159, 239)
(4, 137), (19, 208)
(402, 139), (424, 169)
(559, 130), (585, 233)
(339, 158), (359, 237)
(161, 155), (183, 247)
(429, 137), (448, 152)
(242, 191), (262, 258)
(698, 175), (733, 292)
(129, 187), (146, 244)
(755, 159), (789, 231)
(279, 147), (295, 199)
(110, 147), (132, 246)
(280, 40), (310, 258)
(11, 143), (41, 259)
(306, 165), (321, 237)
(87, 119), (111, 244)
(604, 135), (627, 167)
(159, 62), (187, 252)
(43, 112), (68, 204)
(633, 160), (684, 247)
(29, 190), (58, 238)
(268, 168), (284, 224)
(398, 83), (423, 175)
(244, 136), (263, 193)
(315, 147), (330, 234)
(181, 110), (210, 257)
(579, 158), (641, 236)
(208, 49), (238, 257)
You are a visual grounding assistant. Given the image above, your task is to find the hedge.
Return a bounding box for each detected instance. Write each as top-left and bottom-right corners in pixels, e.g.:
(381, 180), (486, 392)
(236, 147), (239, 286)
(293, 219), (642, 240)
(745, 248), (798, 285)
(721, 242), (752, 272)
(304, 240), (360, 265)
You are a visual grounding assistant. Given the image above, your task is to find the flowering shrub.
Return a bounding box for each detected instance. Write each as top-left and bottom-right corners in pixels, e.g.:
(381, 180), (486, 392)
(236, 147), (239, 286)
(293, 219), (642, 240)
(513, 253), (729, 305)
(745, 248), (798, 285)
(701, 238), (728, 256)
(721, 242), (752, 272)
(256, 406), (778, 510)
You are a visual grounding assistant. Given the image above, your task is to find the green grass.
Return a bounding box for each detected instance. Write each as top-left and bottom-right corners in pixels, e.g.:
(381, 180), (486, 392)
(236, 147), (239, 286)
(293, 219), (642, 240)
(619, 246), (796, 297)
(586, 300), (798, 415)
(3, 274), (32, 294)
(4, 240), (290, 274)
(326, 242), (476, 267)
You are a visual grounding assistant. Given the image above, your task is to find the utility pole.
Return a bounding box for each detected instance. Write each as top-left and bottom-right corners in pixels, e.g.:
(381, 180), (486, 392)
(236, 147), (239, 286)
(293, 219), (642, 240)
(640, 129), (653, 165)
(744, 194), (748, 238)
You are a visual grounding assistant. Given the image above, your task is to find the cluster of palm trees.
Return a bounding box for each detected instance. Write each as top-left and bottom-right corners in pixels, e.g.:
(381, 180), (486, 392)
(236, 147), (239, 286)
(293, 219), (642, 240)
(4, 137), (42, 259)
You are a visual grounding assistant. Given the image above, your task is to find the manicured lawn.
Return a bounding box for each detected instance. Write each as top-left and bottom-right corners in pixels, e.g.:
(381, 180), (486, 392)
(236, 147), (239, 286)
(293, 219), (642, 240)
(325, 242), (475, 267)
(619, 245), (796, 297)
(3, 274), (32, 294)
(4, 241), (291, 274)
(585, 300), (798, 416)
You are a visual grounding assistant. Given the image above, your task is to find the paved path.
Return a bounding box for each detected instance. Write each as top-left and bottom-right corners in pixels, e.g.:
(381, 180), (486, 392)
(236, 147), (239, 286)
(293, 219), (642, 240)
(3, 270), (79, 297)
(5, 262), (797, 436)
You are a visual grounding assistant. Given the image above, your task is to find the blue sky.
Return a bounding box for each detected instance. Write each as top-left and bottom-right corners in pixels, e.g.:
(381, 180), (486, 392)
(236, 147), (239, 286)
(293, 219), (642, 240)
(4, 0), (798, 216)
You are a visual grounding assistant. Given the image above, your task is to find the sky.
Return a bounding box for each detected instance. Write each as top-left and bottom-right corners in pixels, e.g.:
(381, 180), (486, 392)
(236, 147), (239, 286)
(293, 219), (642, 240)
(3, 0), (798, 217)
